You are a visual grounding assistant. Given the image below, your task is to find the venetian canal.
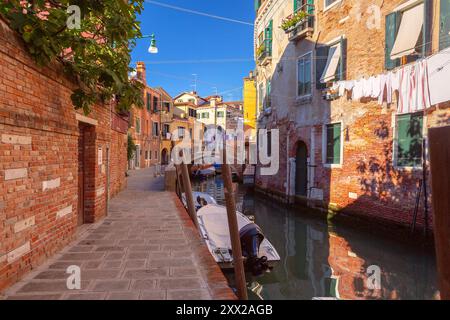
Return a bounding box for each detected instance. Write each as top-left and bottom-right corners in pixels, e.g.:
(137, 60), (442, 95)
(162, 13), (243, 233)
(192, 176), (440, 300)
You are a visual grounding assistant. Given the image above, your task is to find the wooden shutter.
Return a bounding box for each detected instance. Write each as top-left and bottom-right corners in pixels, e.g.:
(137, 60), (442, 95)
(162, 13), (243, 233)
(338, 37), (347, 81)
(385, 12), (401, 70)
(423, 0), (433, 55)
(265, 20), (273, 56)
(397, 114), (423, 167)
(316, 46), (330, 89)
(326, 123), (341, 164)
(440, 0), (450, 50)
(146, 93), (151, 111)
(294, 0), (298, 12)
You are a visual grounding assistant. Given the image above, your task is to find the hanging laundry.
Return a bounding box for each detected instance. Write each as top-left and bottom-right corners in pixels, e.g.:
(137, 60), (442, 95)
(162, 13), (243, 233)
(378, 74), (387, 105)
(352, 79), (363, 100)
(344, 80), (355, 91)
(427, 47), (450, 106)
(362, 77), (373, 97)
(371, 75), (381, 99)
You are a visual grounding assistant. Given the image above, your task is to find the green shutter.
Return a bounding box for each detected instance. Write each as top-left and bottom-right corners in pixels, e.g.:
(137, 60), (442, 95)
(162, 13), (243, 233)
(146, 93), (151, 111)
(397, 114), (423, 167)
(385, 12), (401, 70)
(265, 20), (273, 56)
(307, 0), (315, 14)
(338, 37), (347, 81)
(440, 0), (450, 50)
(294, 0), (298, 12)
(326, 123), (341, 164)
(316, 46), (330, 89)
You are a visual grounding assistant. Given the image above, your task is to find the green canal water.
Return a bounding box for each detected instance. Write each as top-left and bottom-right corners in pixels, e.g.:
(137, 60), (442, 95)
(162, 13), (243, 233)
(192, 176), (439, 300)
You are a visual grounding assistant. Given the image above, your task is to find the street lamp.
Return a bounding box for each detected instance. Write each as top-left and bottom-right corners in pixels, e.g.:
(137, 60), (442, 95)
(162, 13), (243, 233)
(135, 33), (158, 54)
(147, 34), (158, 54)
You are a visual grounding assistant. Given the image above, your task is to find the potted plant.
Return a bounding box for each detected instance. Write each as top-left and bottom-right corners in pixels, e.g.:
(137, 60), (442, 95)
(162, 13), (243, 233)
(280, 10), (308, 33)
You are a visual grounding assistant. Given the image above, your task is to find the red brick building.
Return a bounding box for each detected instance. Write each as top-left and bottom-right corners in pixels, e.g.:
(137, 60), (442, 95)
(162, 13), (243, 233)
(128, 62), (162, 170)
(0, 18), (128, 290)
(254, 0), (450, 230)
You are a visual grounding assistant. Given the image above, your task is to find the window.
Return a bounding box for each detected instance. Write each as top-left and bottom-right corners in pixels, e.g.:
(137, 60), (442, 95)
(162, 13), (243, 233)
(135, 117), (141, 134)
(297, 52), (312, 96)
(196, 113), (201, 119)
(267, 130), (272, 157)
(155, 151), (158, 160)
(163, 102), (171, 112)
(145, 151), (149, 160)
(324, 0), (341, 10)
(385, 1), (431, 69)
(177, 99), (183, 103)
(316, 37), (347, 88)
(325, 123), (341, 165)
(146, 93), (151, 111)
(188, 99), (195, 103)
(264, 79), (271, 109)
(202, 112), (210, 119)
(258, 83), (264, 109)
(163, 124), (170, 136)
(217, 111), (224, 118)
(153, 122), (159, 137)
(178, 126), (185, 139)
(396, 113), (423, 167)
(188, 108), (196, 118)
(149, 149), (152, 159)
(153, 96), (159, 112)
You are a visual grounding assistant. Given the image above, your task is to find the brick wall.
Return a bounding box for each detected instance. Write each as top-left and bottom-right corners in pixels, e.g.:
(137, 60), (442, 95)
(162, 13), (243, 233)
(255, 0), (450, 231)
(0, 18), (127, 291)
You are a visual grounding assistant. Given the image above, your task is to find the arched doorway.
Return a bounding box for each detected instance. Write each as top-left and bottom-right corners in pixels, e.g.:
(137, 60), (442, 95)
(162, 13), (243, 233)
(161, 148), (169, 165)
(295, 141), (308, 196)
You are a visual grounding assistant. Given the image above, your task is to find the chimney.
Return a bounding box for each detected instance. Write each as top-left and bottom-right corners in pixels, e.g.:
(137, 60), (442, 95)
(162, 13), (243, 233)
(136, 62), (146, 84)
(249, 70), (254, 78)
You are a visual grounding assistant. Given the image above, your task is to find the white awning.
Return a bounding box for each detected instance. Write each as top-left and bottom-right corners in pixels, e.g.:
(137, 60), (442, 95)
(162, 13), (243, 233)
(320, 44), (341, 83)
(390, 3), (424, 60)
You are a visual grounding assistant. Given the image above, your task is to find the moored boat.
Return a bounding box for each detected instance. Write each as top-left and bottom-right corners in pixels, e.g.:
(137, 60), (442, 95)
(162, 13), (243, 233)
(196, 204), (280, 276)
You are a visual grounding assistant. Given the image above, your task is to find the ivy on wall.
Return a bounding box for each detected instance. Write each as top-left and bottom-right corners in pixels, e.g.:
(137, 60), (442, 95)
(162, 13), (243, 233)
(0, 0), (145, 114)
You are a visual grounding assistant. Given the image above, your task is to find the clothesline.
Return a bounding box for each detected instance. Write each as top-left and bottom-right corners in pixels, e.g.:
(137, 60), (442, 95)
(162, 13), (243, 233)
(330, 47), (450, 115)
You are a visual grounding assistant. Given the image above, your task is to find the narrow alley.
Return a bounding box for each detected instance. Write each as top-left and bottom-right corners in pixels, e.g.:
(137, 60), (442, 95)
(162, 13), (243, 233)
(2, 168), (234, 300)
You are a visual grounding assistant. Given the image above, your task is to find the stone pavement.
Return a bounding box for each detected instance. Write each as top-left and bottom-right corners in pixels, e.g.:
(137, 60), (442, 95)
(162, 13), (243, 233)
(2, 168), (236, 300)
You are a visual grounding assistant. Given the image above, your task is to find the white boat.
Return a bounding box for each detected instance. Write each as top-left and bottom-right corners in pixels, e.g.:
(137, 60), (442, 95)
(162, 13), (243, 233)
(181, 192), (217, 210)
(196, 204), (280, 275)
(193, 166), (216, 178)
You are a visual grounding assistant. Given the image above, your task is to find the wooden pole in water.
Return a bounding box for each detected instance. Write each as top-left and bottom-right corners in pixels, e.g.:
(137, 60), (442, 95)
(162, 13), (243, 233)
(179, 153), (200, 231)
(222, 138), (248, 300)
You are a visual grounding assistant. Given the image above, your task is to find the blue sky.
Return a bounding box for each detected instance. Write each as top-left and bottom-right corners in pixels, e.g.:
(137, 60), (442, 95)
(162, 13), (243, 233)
(130, 0), (255, 101)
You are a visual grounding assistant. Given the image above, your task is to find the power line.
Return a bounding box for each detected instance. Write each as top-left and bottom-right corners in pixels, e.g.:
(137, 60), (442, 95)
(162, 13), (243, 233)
(144, 0), (254, 26)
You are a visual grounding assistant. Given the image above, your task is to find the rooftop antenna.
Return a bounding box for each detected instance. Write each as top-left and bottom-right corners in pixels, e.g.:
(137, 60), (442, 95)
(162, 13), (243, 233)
(212, 87), (218, 96)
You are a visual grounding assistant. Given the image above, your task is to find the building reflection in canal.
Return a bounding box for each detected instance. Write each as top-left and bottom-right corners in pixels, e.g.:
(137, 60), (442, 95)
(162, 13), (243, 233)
(192, 176), (439, 300)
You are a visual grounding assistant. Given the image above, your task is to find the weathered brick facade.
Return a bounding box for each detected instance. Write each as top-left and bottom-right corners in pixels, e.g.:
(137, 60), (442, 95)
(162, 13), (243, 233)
(0, 18), (128, 291)
(254, 0), (450, 230)
(128, 62), (162, 170)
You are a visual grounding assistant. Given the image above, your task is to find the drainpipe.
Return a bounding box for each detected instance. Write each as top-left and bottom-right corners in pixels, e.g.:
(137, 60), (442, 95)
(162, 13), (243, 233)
(286, 132), (290, 204)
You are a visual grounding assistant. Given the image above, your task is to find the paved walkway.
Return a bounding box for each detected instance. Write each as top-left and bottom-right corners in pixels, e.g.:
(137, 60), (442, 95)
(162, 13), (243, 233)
(3, 168), (236, 300)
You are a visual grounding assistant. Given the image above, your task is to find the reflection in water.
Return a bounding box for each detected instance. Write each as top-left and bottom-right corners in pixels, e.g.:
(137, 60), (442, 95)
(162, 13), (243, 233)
(192, 176), (440, 300)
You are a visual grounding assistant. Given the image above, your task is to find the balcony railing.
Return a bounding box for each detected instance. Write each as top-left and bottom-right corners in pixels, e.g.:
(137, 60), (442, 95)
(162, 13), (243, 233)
(281, 3), (314, 42)
(256, 39), (272, 65)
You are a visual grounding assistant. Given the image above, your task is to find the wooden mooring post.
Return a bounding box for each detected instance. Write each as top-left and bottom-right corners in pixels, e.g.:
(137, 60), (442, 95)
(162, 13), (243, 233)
(222, 139), (248, 300)
(178, 160), (200, 232)
(428, 125), (450, 300)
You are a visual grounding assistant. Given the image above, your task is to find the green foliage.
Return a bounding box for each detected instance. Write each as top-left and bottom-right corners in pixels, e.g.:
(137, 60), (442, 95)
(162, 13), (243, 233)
(127, 133), (136, 161)
(256, 43), (266, 58)
(280, 10), (308, 32)
(0, 0), (145, 114)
